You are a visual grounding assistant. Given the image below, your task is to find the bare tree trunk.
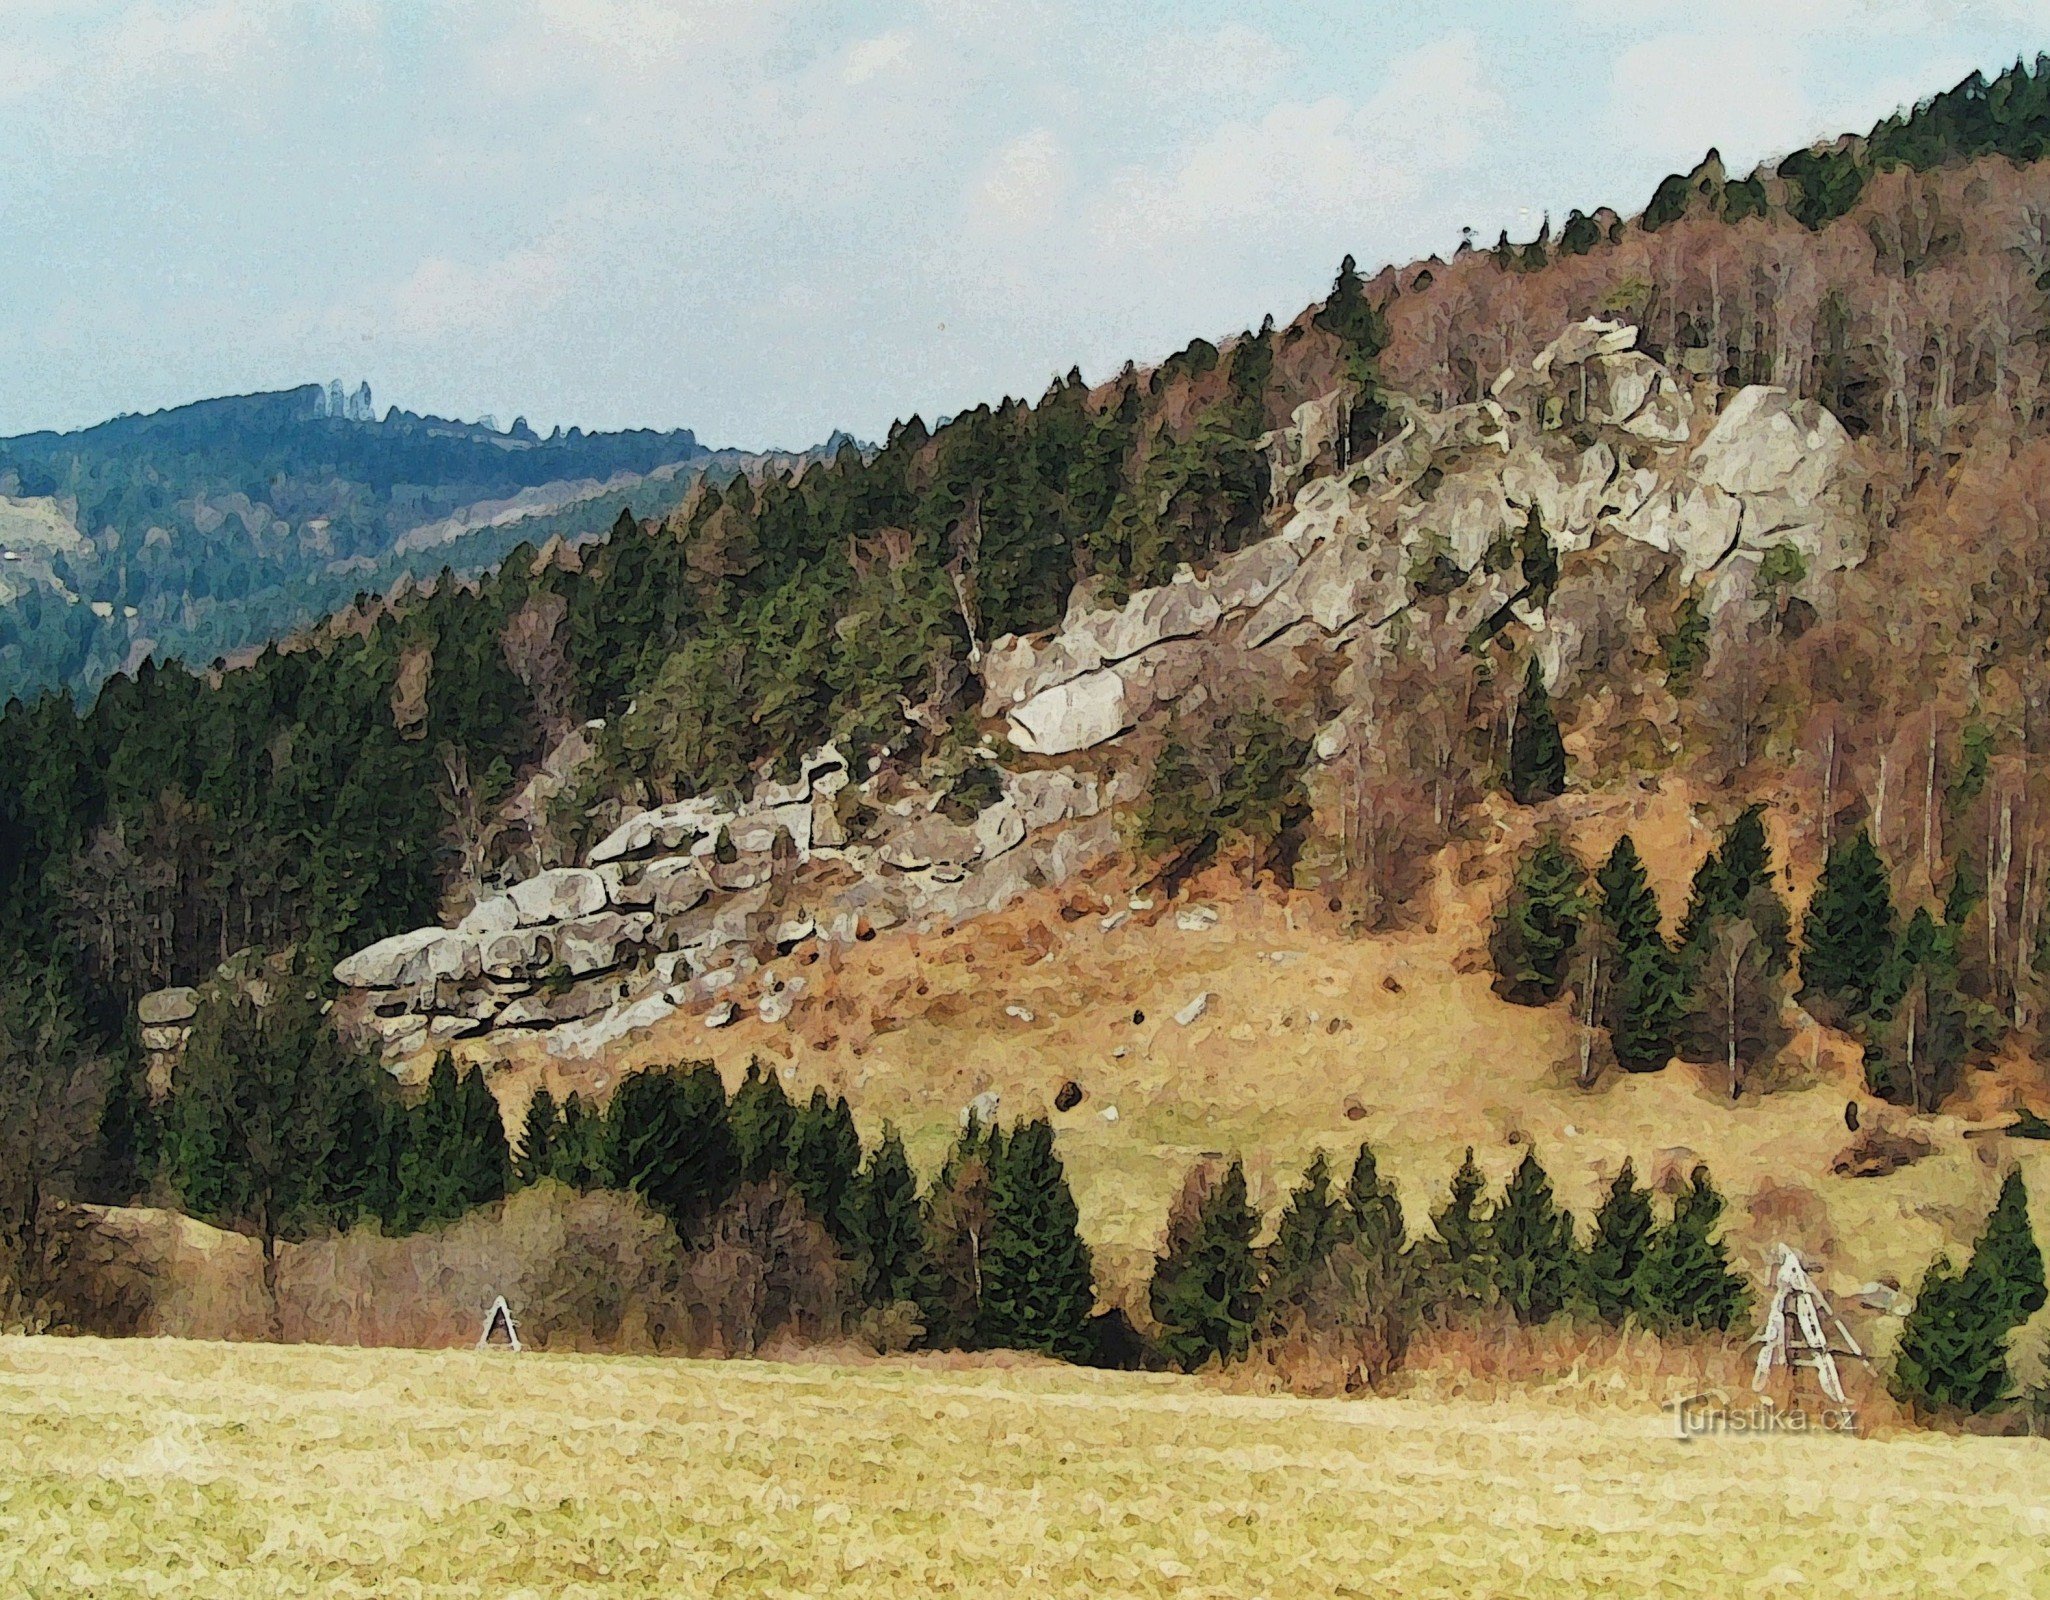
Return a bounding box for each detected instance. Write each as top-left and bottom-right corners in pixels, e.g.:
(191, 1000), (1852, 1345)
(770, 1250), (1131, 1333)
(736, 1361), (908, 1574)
(1922, 719), (1939, 881)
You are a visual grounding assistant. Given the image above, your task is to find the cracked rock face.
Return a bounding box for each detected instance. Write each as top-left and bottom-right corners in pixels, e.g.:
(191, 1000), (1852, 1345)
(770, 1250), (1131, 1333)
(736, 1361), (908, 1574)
(983, 319), (1871, 756)
(328, 745), (1117, 1066)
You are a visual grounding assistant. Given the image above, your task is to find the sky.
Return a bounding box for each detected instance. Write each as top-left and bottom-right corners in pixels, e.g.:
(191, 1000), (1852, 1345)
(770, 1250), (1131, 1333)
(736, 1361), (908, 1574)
(1, 0), (2045, 449)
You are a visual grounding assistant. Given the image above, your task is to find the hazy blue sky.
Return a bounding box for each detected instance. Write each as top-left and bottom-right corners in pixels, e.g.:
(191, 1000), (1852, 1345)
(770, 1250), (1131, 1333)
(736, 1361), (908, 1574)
(1, 1), (2043, 446)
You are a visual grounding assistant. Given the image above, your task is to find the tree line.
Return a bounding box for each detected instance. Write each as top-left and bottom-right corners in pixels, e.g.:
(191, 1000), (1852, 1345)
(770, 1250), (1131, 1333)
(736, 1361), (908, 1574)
(1148, 1141), (1749, 1386)
(1492, 804), (1986, 1108)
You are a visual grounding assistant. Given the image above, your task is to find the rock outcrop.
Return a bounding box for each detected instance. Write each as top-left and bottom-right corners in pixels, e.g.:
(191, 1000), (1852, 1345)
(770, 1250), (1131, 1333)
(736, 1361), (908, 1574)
(329, 319), (1876, 1073)
(983, 321), (1871, 756)
(332, 747), (1121, 1064)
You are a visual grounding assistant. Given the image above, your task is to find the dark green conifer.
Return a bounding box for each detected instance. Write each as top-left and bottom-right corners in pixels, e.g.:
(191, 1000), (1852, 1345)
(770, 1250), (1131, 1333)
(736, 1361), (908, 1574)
(1149, 1159), (1263, 1371)
(1508, 658), (1567, 805)
(605, 1062), (737, 1233)
(1636, 1166), (1750, 1334)
(1490, 834), (1587, 1004)
(848, 1124), (935, 1310)
(1490, 1149), (1577, 1325)
(1798, 828), (1897, 1023)
(1891, 1253), (2012, 1414)
(1582, 1158), (1655, 1325)
(515, 1088), (560, 1188)
(1343, 1140), (1409, 1260)
(729, 1059), (797, 1183)
(977, 1119), (1095, 1358)
(1961, 1169), (2047, 1331)
(1262, 1149), (1344, 1315)
(786, 1086), (863, 1245)
(1595, 837), (1685, 1072)
(1426, 1147), (1495, 1321)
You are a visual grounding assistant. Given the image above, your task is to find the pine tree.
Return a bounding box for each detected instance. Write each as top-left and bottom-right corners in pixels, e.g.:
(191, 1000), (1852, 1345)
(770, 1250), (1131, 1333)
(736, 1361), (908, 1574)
(1426, 1147), (1495, 1322)
(1490, 835), (1588, 1004)
(1262, 1149), (1344, 1316)
(1149, 1160), (1262, 1371)
(729, 1059), (797, 1183)
(786, 1086), (863, 1246)
(977, 1119), (1096, 1358)
(1508, 658), (1566, 805)
(1596, 837), (1685, 1072)
(606, 1062), (737, 1233)
(1582, 1158), (1655, 1325)
(848, 1124), (935, 1310)
(515, 1088), (561, 1187)
(1798, 828), (1897, 1023)
(1490, 1149), (1577, 1325)
(1636, 1166), (1750, 1334)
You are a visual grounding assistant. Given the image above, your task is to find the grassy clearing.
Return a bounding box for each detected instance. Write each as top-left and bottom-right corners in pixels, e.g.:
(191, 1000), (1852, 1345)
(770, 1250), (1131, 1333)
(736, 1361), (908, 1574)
(3, 1335), (2048, 1598)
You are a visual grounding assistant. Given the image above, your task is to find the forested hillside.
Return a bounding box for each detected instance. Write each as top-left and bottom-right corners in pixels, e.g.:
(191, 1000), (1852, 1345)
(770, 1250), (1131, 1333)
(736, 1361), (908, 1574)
(7, 58), (2050, 1391)
(0, 386), (723, 700)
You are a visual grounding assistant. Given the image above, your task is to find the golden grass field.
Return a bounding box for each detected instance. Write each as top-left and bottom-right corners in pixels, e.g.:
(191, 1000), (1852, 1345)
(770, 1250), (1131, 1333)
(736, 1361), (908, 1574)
(3, 1334), (2048, 1598)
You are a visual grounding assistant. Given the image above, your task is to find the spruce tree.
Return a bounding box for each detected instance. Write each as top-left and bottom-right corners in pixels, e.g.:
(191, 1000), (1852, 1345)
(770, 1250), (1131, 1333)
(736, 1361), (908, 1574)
(1678, 806), (1790, 975)
(606, 1062), (737, 1234)
(515, 1088), (561, 1187)
(1864, 918), (1970, 1111)
(1263, 1149), (1344, 1316)
(393, 1052), (470, 1231)
(455, 1061), (510, 1209)
(1894, 1170), (2046, 1414)
(977, 1119), (1096, 1359)
(1596, 837), (1685, 1072)
(1798, 828), (1896, 1023)
(1890, 1253), (2013, 1415)
(1582, 1158), (1655, 1325)
(1490, 835), (1588, 1004)
(1491, 1148), (1577, 1325)
(848, 1124), (935, 1310)
(1508, 657), (1567, 805)
(1343, 1140), (1409, 1261)
(729, 1059), (797, 1183)
(1636, 1166), (1750, 1334)
(1426, 1147), (1495, 1322)
(1962, 1169), (2048, 1330)
(1150, 1160), (1262, 1371)
(786, 1086), (863, 1246)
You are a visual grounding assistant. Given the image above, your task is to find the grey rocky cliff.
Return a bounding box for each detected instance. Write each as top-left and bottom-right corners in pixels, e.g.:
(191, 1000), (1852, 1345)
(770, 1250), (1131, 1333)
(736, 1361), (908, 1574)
(982, 320), (1871, 756)
(331, 744), (1121, 1064)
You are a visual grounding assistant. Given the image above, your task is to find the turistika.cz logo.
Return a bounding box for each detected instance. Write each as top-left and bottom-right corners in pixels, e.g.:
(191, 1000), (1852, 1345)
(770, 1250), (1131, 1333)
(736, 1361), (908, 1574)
(1664, 1393), (1858, 1437)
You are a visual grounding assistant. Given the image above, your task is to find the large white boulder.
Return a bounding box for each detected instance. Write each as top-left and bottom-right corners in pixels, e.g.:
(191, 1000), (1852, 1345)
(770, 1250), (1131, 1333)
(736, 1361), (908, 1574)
(506, 867), (609, 925)
(335, 927), (480, 990)
(1007, 670), (1132, 755)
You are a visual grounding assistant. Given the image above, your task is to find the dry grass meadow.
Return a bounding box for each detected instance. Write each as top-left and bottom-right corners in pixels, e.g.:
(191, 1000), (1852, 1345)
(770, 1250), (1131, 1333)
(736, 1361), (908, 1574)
(4, 1334), (2049, 1598)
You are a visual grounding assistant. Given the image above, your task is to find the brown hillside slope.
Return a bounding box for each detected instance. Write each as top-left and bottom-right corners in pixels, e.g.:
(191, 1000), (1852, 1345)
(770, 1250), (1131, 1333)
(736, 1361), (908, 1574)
(451, 780), (2050, 1362)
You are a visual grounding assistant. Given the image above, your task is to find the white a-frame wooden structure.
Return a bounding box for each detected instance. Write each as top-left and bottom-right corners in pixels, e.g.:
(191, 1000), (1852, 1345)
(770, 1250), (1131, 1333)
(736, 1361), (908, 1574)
(477, 1294), (522, 1352)
(1751, 1243), (1861, 1404)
